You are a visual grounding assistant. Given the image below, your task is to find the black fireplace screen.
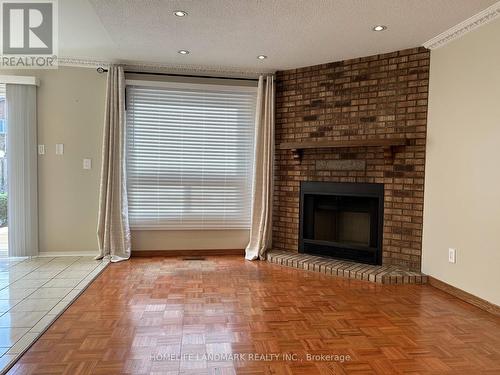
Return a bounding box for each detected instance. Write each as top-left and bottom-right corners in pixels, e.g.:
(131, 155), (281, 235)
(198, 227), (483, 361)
(299, 182), (384, 265)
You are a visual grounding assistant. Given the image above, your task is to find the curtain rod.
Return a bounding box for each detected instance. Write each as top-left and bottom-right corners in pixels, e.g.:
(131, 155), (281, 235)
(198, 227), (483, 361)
(96, 67), (260, 82)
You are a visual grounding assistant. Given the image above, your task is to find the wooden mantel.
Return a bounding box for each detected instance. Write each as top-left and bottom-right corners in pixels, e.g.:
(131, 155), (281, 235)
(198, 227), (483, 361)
(279, 138), (408, 161)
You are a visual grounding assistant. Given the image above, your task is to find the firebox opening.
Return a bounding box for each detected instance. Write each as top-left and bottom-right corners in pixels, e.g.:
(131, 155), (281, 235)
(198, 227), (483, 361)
(300, 182), (384, 265)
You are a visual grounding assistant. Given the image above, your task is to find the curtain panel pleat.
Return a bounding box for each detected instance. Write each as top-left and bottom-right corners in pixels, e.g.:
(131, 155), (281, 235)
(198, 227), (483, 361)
(245, 76), (275, 260)
(96, 65), (131, 262)
(6, 84), (38, 257)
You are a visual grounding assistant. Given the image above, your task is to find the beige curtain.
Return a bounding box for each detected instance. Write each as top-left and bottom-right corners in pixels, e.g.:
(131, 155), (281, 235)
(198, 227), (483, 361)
(96, 65), (131, 262)
(245, 75), (275, 260)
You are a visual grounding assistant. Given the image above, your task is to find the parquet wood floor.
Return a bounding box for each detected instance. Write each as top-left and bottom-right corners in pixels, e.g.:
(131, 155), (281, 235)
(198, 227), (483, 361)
(6, 256), (500, 375)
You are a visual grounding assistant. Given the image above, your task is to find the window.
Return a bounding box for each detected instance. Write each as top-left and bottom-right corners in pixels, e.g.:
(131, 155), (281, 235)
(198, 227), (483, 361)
(126, 81), (257, 229)
(0, 83), (5, 134)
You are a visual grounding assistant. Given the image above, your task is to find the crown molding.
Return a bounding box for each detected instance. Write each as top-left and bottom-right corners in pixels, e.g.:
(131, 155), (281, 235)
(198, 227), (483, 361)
(57, 57), (272, 78)
(423, 1), (500, 50)
(58, 57), (110, 68)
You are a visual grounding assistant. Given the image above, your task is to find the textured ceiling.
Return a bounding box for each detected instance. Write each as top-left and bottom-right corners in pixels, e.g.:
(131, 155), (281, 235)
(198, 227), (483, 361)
(59, 0), (498, 72)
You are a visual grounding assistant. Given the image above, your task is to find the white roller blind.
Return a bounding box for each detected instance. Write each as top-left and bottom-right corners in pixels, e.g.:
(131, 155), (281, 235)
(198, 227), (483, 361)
(126, 82), (257, 229)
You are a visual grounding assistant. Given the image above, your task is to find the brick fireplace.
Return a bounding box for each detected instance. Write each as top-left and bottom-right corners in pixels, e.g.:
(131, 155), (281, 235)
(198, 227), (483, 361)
(273, 47), (430, 272)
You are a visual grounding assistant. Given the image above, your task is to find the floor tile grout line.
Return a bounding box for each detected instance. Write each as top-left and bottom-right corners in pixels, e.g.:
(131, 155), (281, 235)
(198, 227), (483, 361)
(0, 257), (110, 374)
(0, 258), (107, 352)
(0, 258), (51, 288)
(0, 257), (85, 319)
(0, 257), (58, 286)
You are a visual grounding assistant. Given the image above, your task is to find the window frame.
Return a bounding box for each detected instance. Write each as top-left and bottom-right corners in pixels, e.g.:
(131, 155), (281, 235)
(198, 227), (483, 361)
(125, 79), (258, 230)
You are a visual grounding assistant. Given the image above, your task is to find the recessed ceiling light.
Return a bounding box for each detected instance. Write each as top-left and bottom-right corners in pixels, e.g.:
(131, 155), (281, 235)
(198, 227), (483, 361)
(257, 55), (267, 60)
(178, 50), (190, 55)
(372, 25), (387, 32)
(174, 10), (187, 17)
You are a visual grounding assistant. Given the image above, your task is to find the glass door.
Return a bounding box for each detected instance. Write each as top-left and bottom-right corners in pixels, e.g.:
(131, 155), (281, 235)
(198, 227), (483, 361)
(0, 84), (7, 257)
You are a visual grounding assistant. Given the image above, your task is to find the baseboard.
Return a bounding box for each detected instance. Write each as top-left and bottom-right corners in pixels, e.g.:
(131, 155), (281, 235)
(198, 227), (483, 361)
(38, 249), (244, 258)
(428, 276), (500, 316)
(37, 251), (98, 257)
(131, 249), (245, 257)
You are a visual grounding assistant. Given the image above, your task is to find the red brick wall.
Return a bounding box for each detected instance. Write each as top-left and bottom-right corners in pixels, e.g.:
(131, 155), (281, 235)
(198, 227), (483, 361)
(273, 47), (430, 271)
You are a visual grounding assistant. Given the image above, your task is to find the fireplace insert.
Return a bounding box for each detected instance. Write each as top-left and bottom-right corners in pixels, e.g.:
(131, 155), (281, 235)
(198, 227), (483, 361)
(299, 182), (384, 265)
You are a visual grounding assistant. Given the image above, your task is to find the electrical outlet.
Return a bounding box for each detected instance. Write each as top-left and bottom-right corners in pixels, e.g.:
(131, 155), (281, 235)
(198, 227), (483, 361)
(448, 248), (456, 263)
(38, 145), (45, 155)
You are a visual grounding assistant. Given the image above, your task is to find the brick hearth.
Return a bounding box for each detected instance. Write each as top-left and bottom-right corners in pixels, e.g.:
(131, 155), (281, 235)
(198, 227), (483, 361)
(273, 47), (430, 271)
(267, 250), (427, 285)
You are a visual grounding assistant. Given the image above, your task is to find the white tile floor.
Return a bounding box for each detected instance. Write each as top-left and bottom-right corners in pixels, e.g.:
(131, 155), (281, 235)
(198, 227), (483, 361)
(0, 256), (109, 373)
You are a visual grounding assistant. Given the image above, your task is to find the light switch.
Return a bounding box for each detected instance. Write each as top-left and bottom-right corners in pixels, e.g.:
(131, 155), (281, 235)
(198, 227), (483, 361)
(448, 248), (456, 263)
(38, 145), (45, 155)
(55, 144), (64, 155)
(83, 158), (92, 170)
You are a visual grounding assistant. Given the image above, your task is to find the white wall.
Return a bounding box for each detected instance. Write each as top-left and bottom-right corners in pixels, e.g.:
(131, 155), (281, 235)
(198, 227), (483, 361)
(0, 67), (107, 254)
(423, 19), (500, 305)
